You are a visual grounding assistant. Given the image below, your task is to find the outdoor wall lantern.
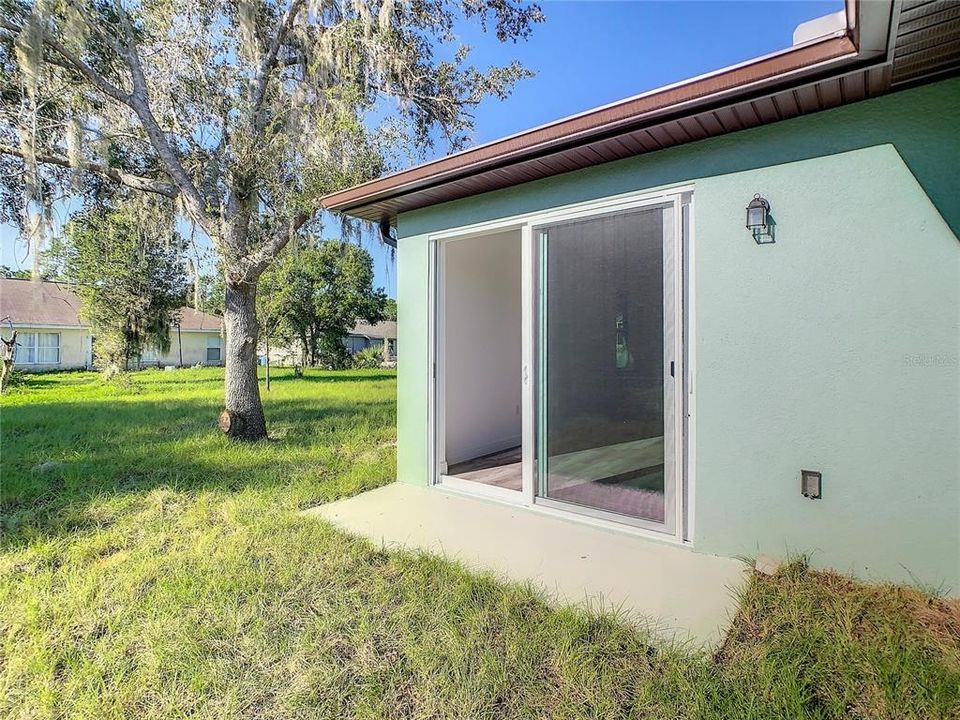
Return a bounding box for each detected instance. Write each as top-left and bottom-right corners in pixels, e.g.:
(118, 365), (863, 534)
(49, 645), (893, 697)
(745, 193), (774, 244)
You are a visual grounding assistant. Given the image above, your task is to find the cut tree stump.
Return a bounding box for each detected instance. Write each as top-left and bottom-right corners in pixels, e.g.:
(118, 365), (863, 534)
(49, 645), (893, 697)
(218, 409), (244, 438)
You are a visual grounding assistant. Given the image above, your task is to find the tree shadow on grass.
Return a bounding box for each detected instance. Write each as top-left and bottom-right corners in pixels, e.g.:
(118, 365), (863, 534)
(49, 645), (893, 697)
(1, 391), (397, 550)
(7, 373), (75, 390)
(126, 371), (226, 386)
(265, 370), (397, 384)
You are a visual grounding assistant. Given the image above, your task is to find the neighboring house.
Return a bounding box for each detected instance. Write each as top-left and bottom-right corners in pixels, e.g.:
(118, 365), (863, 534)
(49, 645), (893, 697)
(323, 2), (960, 593)
(346, 321), (398, 364)
(0, 278), (92, 370)
(0, 278), (223, 370)
(264, 321), (398, 366)
(138, 307), (224, 368)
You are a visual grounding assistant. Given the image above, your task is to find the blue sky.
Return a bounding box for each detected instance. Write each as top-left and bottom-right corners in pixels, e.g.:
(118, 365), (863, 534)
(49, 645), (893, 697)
(1, 0), (841, 297)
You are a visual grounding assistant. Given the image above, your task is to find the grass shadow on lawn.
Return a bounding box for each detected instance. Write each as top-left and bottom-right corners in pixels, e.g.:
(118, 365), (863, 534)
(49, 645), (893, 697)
(1, 372), (397, 551)
(6, 372), (72, 390)
(265, 369), (398, 384)
(2, 368), (958, 719)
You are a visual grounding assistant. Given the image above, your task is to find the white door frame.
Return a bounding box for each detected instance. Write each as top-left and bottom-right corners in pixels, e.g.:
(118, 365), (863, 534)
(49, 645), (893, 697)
(430, 224), (528, 506)
(427, 183), (695, 544)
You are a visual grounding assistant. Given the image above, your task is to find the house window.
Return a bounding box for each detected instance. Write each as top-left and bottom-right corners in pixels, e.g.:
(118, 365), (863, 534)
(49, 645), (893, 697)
(17, 332), (60, 364)
(206, 335), (222, 363)
(344, 336), (367, 354)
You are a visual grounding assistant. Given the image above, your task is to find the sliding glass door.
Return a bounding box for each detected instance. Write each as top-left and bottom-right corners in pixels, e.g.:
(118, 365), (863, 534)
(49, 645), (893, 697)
(535, 203), (680, 533)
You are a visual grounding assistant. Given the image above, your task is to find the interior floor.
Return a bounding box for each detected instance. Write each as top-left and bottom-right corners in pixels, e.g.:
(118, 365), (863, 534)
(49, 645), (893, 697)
(446, 438), (666, 521)
(447, 446), (522, 490)
(545, 436), (665, 521)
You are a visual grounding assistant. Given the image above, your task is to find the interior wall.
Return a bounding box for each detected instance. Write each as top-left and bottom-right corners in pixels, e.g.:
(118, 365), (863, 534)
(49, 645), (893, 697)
(443, 230), (522, 465)
(543, 208), (666, 456)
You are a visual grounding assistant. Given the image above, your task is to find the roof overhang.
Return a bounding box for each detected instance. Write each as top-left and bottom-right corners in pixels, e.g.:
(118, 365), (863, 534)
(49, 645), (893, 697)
(323, 0), (958, 227)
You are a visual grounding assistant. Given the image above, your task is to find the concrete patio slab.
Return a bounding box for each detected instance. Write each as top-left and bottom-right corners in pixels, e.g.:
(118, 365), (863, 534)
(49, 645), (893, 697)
(304, 482), (746, 647)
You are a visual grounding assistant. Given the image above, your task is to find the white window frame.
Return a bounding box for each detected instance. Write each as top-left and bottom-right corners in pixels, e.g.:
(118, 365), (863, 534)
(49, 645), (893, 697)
(426, 182), (696, 546)
(16, 331), (61, 365)
(206, 334), (222, 364)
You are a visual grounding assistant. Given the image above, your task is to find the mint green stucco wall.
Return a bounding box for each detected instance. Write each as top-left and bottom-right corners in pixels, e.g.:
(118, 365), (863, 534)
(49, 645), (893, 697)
(395, 78), (960, 590)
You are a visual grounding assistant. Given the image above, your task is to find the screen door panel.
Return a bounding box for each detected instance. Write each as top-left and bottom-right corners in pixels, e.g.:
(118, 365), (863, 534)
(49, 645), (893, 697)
(536, 205), (677, 531)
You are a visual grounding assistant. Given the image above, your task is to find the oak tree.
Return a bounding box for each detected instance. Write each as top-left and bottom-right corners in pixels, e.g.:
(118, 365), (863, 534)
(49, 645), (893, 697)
(1, 0), (542, 439)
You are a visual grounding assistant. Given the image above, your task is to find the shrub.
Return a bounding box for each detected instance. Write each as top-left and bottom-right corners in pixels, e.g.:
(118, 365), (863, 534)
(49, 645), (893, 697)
(352, 346), (383, 369)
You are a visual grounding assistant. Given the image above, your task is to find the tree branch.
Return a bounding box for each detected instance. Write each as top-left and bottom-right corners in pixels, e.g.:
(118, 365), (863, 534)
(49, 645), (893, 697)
(3, 11), (219, 228)
(251, 0), (307, 114)
(0, 18), (129, 104)
(0, 142), (178, 198)
(108, 3), (215, 223)
(71, 2), (131, 65)
(224, 0), (308, 241)
(236, 211), (310, 284)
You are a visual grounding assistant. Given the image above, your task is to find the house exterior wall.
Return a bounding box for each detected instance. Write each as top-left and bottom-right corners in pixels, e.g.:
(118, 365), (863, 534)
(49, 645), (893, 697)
(172, 330), (222, 366)
(263, 333), (398, 366)
(345, 335), (392, 361)
(395, 78), (960, 589)
(266, 343), (300, 366)
(10, 326), (91, 370)
(140, 330), (223, 367)
(6, 325), (221, 370)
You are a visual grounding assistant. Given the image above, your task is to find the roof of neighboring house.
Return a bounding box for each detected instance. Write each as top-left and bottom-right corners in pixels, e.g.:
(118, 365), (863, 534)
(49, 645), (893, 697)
(322, 0), (960, 224)
(176, 306), (222, 332)
(0, 278), (84, 327)
(0, 278), (222, 332)
(350, 321), (397, 340)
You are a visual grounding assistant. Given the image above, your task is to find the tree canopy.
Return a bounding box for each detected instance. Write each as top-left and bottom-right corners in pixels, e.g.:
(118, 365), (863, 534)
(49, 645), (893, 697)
(1, 0), (542, 268)
(1, 265), (31, 279)
(259, 239), (385, 368)
(58, 195), (188, 373)
(1, 0), (543, 438)
(382, 297), (397, 321)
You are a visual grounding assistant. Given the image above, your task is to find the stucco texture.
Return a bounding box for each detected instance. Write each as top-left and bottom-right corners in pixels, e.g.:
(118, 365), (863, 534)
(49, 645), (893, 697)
(153, 330), (222, 367)
(395, 78), (960, 589)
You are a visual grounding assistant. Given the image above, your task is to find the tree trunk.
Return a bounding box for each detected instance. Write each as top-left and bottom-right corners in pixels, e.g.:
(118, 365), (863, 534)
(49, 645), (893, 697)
(222, 281), (268, 440)
(264, 335), (271, 392)
(1, 329), (17, 393)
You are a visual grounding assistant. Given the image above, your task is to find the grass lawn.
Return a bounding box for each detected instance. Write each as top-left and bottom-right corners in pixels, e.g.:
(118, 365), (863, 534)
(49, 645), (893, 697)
(1, 368), (958, 719)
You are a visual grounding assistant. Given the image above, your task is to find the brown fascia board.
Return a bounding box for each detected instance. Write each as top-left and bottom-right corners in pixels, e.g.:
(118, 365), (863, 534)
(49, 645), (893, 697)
(323, 8), (869, 221)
